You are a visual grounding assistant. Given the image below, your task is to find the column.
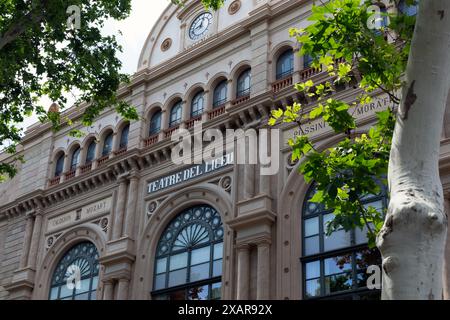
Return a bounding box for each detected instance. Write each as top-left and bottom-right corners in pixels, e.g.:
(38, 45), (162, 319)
(28, 210), (43, 269)
(293, 46), (301, 83)
(116, 279), (130, 300)
(256, 241), (270, 300)
(103, 281), (114, 300)
(181, 100), (188, 129)
(259, 130), (271, 196)
(236, 244), (250, 300)
(444, 198), (450, 299)
(226, 79), (233, 109)
(112, 178), (128, 239)
(244, 164), (255, 200)
(124, 175), (139, 239)
(19, 213), (34, 269)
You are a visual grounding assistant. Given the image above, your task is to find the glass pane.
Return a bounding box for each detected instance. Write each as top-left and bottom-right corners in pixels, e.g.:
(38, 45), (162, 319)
(191, 246), (211, 266)
(305, 279), (321, 298)
(211, 282), (222, 300)
(190, 262), (210, 282)
(214, 243), (223, 260)
(364, 200), (383, 212)
(304, 217), (319, 237)
(304, 236), (320, 256)
(90, 291), (97, 300)
(324, 230), (351, 252)
(355, 226), (369, 245)
(356, 249), (381, 270)
(92, 276), (98, 290)
(213, 259), (222, 277)
(169, 268), (187, 287)
(76, 278), (91, 294)
(167, 289), (187, 300)
(324, 273), (353, 294)
(74, 292), (90, 300)
(324, 255), (352, 276)
(305, 261), (320, 280)
(154, 274), (166, 290)
(59, 284), (73, 299)
(156, 258), (167, 274)
(188, 285), (209, 300)
(170, 252), (188, 271)
(50, 287), (59, 300)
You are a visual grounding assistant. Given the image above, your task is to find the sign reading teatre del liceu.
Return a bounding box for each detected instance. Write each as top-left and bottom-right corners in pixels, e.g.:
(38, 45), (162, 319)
(147, 153), (234, 194)
(47, 198), (112, 233)
(283, 94), (393, 146)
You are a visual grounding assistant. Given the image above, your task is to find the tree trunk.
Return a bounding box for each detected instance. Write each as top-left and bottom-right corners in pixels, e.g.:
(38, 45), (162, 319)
(377, 0), (450, 300)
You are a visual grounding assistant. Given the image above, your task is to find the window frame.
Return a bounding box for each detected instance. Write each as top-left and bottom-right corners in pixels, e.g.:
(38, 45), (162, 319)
(151, 205), (224, 300)
(301, 184), (387, 300)
(119, 124), (130, 150)
(70, 147), (81, 171)
(191, 92), (204, 118)
(150, 110), (162, 136)
(213, 80), (228, 108)
(85, 141), (96, 164)
(276, 49), (294, 80)
(102, 132), (113, 157)
(169, 101), (183, 128)
(49, 242), (100, 301)
(236, 68), (251, 98)
(54, 154), (65, 177)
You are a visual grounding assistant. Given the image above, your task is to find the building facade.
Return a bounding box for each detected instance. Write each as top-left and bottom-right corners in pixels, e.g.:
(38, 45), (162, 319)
(1, 0), (450, 300)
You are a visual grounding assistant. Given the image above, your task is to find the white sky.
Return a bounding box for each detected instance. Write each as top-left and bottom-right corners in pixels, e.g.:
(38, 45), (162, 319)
(22, 0), (169, 131)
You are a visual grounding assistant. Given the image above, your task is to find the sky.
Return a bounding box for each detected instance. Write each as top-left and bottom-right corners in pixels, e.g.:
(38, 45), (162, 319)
(22, 0), (170, 131)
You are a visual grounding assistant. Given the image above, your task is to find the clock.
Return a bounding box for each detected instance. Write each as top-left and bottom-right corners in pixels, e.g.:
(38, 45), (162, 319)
(189, 12), (213, 41)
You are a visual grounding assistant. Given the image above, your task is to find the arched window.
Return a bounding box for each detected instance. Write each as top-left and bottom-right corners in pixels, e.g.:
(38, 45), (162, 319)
(54, 154), (65, 177)
(86, 141), (96, 164)
(302, 184), (386, 299)
(213, 80), (227, 108)
(152, 205), (224, 300)
(150, 111), (162, 136)
(49, 242), (99, 300)
(236, 68), (251, 98)
(304, 54), (314, 69)
(276, 49), (294, 80)
(119, 124), (130, 149)
(191, 92), (204, 118)
(399, 0), (418, 16)
(102, 132), (113, 157)
(169, 101), (183, 128)
(70, 147), (81, 171)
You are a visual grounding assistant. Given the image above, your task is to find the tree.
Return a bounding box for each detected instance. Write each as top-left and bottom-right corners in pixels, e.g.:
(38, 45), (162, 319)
(268, 0), (450, 299)
(0, 0), (138, 181)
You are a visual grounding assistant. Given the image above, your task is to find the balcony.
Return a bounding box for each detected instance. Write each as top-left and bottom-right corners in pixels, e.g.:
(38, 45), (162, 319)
(97, 155), (110, 167)
(300, 67), (323, 81)
(165, 126), (179, 139)
(231, 95), (250, 107)
(49, 176), (61, 187)
(65, 169), (76, 181)
(114, 147), (128, 157)
(272, 76), (293, 93)
(186, 116), (202, 129)
(144, 134), (159, 148)
(208, 105), (226, 120)
(80, 163), (93, 175)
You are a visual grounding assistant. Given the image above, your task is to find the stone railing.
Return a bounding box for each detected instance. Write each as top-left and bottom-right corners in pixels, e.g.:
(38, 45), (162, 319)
(165, 126), (179, 139)
(97, 155), (110, 167)
(49, 176), (61, 187)
(208, 106), (226, 120)
(80, 163), (93, 175)
(186, 115), (202, 129)
(65, 169), (76, 181)
(231, 95), (250, 107)
(114, 147), (128, 157)
(272, 76), (293, 93)
(144, 134), (159, 148)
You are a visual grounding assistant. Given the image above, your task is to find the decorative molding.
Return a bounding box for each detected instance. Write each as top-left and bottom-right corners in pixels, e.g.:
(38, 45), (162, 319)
(161, 38), (172, 52)
(228, 0), (242, 15)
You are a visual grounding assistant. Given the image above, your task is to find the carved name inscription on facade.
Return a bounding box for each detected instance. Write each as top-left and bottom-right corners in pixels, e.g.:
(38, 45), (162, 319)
(47, 198), (112, 233)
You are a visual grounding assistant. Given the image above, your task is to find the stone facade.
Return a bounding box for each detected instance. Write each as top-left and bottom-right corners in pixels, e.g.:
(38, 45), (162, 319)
(1, 0), (450, 300)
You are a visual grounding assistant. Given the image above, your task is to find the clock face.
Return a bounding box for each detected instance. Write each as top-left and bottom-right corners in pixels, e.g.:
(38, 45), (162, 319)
(189, 12), (213, 41)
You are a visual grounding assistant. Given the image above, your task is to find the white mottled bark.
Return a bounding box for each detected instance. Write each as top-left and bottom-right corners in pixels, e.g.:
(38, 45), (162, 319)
(377, 0), (450, 300)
